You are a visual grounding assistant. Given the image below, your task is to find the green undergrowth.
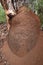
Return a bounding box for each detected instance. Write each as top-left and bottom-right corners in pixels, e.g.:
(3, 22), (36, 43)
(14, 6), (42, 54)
(0, 4), (6, 23)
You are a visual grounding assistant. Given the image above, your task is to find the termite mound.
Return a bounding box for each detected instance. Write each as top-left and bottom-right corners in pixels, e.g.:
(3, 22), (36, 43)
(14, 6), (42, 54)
(7, 6), (40, 57)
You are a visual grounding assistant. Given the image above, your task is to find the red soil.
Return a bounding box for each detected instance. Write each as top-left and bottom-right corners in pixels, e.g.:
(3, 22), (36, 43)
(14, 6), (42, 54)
(0, 30), (43, 65)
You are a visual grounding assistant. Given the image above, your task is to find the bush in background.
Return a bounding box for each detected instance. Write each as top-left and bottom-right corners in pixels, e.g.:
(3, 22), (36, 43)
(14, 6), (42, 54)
(28, 0), (43, 25)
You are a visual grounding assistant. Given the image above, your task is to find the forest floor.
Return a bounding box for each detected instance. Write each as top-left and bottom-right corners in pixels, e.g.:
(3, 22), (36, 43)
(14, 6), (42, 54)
(0, 23), (8, 41)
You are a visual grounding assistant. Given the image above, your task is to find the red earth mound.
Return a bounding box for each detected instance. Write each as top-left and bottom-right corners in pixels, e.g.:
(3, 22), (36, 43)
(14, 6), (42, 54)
(7, 6), (40, 57)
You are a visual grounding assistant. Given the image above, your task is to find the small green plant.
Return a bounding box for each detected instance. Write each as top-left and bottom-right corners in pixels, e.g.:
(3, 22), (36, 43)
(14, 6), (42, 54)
(0, 4), (6, 23)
